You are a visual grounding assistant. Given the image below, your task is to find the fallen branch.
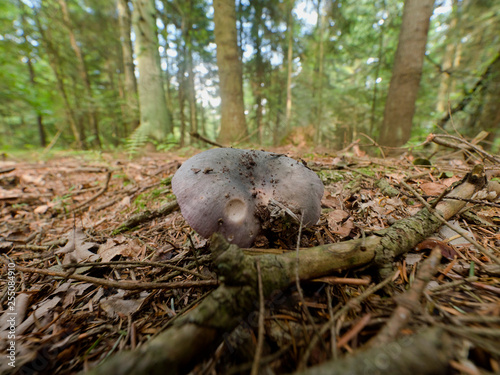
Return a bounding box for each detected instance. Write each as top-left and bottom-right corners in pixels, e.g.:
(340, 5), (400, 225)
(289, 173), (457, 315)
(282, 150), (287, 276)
(0, 257), (217, 291)
(190, 132), (225, 148)
(294, 328), (452, 375)
(85, 166), (485, 375)
(71, 171), (113, 213)
(113, 200), (179, 234)
(436, 52), (500, 129)
(368, 246), (442, 347)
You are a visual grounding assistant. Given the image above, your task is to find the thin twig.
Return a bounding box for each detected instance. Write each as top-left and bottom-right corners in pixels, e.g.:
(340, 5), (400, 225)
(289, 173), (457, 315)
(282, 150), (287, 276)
(429, 133), (500, 164)
(295, 213), (325, 369)
(0, 255), (217, 290)
(61, 260), (211, 280)
(251, 259), (265, 375)
(190, 132), (225, 148)
(299, 271), (397, 368)
(368, 247), (442, 347)
(71, 171), (113, 212)
(326, 285), (337, 360)
(400, 180), (500, 265)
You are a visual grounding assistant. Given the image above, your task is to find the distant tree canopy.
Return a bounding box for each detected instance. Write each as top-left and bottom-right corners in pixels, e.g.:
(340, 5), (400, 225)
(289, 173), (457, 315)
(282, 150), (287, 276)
(0, 0), (499, 151)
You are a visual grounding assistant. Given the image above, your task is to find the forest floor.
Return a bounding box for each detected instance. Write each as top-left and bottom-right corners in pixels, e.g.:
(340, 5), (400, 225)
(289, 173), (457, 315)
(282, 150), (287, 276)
(0, 144), (499, 375)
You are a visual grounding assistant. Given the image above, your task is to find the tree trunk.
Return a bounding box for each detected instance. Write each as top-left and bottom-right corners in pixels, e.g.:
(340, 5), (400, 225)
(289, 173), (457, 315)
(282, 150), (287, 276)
(475, 52), (500, 148)
(314, 7), (326, 145)
(117, 0), (139, 133)
(251, 1), (265, 144)
(178, 60), (187, 147)
(284, 0), (294, 134)
(369, 0), (386, 136)
(436, 0), (459, 114)
(378, 0), (435, 150)
(19, 1), (46, 147)
(132, 0), (172, 140)
(185, 31), (199, 140)
(33, 10), (83, 148)
(213, 0), (247, 144)
(59, 0), (101, 148)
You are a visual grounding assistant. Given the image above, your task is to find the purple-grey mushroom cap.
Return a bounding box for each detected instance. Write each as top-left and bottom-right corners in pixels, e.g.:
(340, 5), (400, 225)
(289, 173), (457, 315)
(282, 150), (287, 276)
(172, 148), (324, 247)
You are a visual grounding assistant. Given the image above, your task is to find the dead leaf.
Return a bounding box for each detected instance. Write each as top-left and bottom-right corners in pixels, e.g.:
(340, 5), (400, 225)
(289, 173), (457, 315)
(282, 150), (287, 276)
(326, 210), (353, 238)
(55, 228), (99, 264)
(419, 182), (446, 196)
(34, 205), (49, 214)
(415, 238), (458, 260)
(100, 291), (149, 318)
(21, 173), (44, 185)
(405, 253), (423, 265)
(118, 196), (131, 208)
(98, 237), (143, 262)
(15, 297), (61, 335)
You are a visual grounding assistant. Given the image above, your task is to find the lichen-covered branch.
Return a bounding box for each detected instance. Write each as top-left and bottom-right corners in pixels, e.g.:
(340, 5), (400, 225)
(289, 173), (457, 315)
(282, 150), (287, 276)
(85, 166), (485, 375)
(293, 328), (452, 375)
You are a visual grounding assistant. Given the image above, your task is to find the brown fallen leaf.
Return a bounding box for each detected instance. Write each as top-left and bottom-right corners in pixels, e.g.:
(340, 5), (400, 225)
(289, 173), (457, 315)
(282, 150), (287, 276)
(55, 228), (99, 264)
(100, 291), (149, 318)
(98, 237), (143, 262)
(419, 182), (447, 196)
(414, 238), (458, 260)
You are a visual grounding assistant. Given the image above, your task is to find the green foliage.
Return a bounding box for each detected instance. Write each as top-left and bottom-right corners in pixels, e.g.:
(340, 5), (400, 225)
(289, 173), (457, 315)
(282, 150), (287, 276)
(125, 125), (149, 156)
(1, 0), (499, 150)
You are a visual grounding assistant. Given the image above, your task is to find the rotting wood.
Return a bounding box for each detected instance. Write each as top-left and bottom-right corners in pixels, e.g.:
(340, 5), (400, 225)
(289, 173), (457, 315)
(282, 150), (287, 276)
(84, 165), (485, 375)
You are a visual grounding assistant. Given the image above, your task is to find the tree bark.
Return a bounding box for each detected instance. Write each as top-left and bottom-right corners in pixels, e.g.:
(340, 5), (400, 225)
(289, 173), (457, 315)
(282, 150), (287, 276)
(369, 0), (386, 136)
(378, 0), (435, 151)
(475, 52), (500, 147)
(117, 0), (139, 133)
(435, 0), (459, 114)
(213, 0), (248, 144)
(18, 1), (46, 147)
(86, 166), (485, 375)
(33, 9), (83, 149)
(185, 31), (199, 140)
(59, 0), (101, 148)
(315, 7), (326, 145)
(284, 0), (294, 134)
(251, 1), (265, 144)
(132, 0), (172, 140)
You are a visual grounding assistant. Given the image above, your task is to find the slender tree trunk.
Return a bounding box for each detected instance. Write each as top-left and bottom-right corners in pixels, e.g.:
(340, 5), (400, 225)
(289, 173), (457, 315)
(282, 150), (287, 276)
(475, 52), (500, 148)
(274, 69), (284, 146)
(34, 11), (83, 148)
(18, 1), (46, 147)
(369, 0), (386, 136)
(28, 57), (46, 147)
(106, 60), (124, 144)
(59, 0), (101, 148)
(117, 0), (139, 133)
(213, 0), (247, 144)
(237, 0), (244, 63)
(132, 0), (172, 140)
(436, 0), (459, 114)
(251, 1), (264, 144)
(178, 62), (187, 147)
(185, 31), (199, 139)
(315, 7), (326, 145)
(162, 49), (175, 134)
(379, 0), (435, 150)
(284, 0), (294, 134)
(158, 4), (175, 134)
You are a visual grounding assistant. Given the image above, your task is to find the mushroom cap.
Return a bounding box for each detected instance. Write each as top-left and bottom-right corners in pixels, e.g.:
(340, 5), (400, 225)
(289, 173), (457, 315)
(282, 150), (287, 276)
(172, 148), (324, 247)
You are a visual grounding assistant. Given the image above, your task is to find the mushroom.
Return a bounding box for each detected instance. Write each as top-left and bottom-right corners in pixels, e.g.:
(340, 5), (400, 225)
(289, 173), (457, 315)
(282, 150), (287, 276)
(172, 148), (324, 247)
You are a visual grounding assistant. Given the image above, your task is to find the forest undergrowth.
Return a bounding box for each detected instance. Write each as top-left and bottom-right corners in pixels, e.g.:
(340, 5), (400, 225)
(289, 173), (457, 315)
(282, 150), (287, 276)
(0, 142), (499, 374)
